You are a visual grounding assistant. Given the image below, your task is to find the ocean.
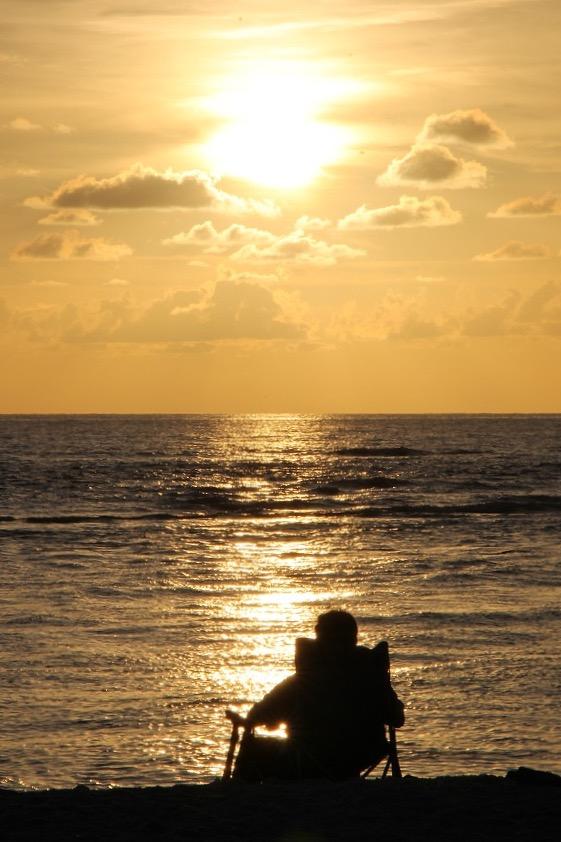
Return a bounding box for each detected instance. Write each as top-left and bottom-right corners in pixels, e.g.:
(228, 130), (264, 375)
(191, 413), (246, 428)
(1, 414), (560, 789)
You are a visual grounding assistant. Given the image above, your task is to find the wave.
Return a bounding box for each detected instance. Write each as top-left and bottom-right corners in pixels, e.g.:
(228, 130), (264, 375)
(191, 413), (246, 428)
(23, 512), (178, 525)
(355, 494), (561, 518)
(5, 491), (561, 530)
(360, 607), (561, 626)
(313, 476), (404, 494)
(335, 446), (426, 457)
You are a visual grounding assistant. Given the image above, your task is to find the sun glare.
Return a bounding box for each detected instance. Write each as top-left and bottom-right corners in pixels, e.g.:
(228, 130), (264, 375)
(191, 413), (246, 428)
(202, 63), (355, 189)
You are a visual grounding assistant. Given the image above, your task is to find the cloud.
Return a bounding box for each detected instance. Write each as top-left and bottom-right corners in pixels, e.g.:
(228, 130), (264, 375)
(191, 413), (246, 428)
(52, 123), (74, 135)
(30, 280), (68, 288)
(218, 267), (283, 284)
(0, 164), (40, 178)
(418, 108), (512, 148)
(474, 240), (551, 261)
(25, 164), (279, 216)
(489, 194), (561, 218)
(462, 294), (520, 337)
(163, 221), (364, 265)
(105, 278), (130, 286)
(75, 282), (305, 343)
(39, 209), (101, 226)
(516, 281), (561, 323)
(5, 117), (74, 134)
(231, 231), (365, 266)
(163, 221), (276, 253)
(11, 230), (132, 261)
(294, 215), (332, 233)
(378, 144), (487, 189)
(7, 117), (41, 131)
(415, 275), (445, 284)
(338, 195), (461, 229)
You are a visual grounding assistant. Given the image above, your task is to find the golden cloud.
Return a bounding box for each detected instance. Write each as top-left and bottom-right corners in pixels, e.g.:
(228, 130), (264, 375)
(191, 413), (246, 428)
(338, 195), (462, 229)
(163, 222), (277, 253)
(378, 144), (486, 189)
(64, 283), (303, 343)
(474, 240), (551, 261)
(418, 108), (512, 148)
(489, 194), (561, 218)
(11, 230), (132, 261)
(231, 231), (365, 266)
(38, 209), (101, 226)
(25, 164), (280, 216)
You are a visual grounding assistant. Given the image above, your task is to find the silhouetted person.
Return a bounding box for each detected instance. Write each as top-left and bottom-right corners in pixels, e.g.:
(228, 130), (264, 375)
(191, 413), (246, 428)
(235, 610), (404, 780)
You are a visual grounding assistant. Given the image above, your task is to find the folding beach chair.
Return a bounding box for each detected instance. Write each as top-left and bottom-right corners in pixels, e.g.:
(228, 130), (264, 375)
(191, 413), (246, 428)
(222, 710), (401, 781)
(223, 640), (402, 782)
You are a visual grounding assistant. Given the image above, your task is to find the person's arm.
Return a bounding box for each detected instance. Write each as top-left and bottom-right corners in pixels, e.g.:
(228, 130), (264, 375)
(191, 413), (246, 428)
(246, 675), (298, 728)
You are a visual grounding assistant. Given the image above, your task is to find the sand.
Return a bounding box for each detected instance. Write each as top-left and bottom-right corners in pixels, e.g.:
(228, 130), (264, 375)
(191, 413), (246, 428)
(1, 768), (560, 842)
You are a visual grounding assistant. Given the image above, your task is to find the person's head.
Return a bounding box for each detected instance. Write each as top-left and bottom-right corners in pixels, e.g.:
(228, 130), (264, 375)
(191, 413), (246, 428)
(315, 610), (358, 647)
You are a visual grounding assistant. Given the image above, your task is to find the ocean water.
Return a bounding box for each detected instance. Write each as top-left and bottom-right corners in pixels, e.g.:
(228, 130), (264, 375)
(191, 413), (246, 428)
(0, 414), (560, 789)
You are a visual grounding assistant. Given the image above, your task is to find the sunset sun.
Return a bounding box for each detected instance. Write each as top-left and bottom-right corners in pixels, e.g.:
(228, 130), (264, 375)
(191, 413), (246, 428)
(202, 63), (352, 188)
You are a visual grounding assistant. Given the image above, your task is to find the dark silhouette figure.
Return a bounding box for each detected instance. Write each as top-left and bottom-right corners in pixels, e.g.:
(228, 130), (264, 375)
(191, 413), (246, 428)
(230, 610), (404, 781)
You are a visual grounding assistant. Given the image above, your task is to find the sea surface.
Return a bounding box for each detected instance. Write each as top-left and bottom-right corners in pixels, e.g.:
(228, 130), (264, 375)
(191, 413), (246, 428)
(1, 414), (560, 789)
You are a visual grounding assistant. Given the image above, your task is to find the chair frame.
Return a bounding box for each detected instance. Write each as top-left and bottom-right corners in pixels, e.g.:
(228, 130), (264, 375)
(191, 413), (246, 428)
(223, 710), (402, 781)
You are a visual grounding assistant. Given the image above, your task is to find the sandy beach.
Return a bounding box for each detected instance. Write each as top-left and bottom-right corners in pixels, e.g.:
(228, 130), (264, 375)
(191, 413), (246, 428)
(2, 769), (560, 842)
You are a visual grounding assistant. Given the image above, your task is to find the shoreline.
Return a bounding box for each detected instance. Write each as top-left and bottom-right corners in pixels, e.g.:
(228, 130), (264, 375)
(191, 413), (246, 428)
(2, 768), (560, 841)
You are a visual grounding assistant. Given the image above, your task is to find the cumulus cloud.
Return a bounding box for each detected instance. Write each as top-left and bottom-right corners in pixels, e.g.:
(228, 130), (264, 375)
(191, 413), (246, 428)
(76, 282), (305, 343)
(418, 108), (512, 148)
(489, 194), (561, 218)
(231, 231), (365, 266)
(11, 230), (132, 261)
(338, 195), (461, 230)
(39, 209), (101, 226)
(163, 221), (363, 265)
(25, 164), (279, 216)
(163, 221), (276, 253)
(378, 144), (487, 189)
(294, 215), (332, 233)
(474, 240), (551, 261)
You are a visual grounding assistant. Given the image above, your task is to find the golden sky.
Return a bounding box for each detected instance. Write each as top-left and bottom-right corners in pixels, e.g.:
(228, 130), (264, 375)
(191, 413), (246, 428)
(2, 0), (561, 412)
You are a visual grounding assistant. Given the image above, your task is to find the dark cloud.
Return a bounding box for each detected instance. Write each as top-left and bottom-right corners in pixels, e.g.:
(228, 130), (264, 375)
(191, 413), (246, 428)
(378, 144), (486, 189)
(419, 108), (512, 148)
(338, 195), (461, 229)
(25, 164), (279, 216)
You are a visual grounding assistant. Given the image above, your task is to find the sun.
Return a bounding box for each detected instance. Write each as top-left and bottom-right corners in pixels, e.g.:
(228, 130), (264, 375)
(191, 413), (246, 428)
(201, 62), (354, 189)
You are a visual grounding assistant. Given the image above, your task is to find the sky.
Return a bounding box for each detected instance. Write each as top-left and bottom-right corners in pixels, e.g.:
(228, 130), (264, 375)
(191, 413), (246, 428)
(2, 0), (561, 412)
